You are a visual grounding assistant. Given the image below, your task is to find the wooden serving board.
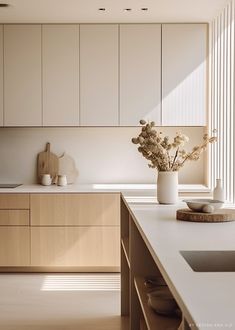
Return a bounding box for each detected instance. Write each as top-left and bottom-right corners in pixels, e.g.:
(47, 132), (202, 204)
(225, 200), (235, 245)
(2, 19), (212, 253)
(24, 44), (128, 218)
(177, 208), (235, 223)
(37, 143), (59, 183)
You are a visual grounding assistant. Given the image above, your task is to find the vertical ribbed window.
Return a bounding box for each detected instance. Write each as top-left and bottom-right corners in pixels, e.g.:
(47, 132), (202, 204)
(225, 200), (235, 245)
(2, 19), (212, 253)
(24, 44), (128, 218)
(210, 0), (235, 203)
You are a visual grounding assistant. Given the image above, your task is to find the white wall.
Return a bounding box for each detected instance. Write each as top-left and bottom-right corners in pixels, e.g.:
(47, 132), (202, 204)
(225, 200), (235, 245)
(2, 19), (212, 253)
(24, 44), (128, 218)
(0, 127), (206, 185)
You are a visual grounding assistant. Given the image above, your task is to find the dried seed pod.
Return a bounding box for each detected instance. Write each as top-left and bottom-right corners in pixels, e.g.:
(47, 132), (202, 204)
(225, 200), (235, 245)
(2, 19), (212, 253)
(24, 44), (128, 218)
(140, 119), (146, 125)
(139, 136), (145, 144)
(131, 138), (139, 144)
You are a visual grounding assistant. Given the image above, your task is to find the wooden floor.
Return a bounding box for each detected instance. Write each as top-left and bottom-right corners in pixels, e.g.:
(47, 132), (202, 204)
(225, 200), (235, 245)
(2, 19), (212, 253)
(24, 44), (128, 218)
(0, 273), (129, 330)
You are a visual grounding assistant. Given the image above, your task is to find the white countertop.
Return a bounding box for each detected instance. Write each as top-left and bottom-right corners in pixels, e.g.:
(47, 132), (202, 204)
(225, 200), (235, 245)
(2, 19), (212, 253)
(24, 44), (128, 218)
(0, 183), (210, 194)
(123, 197), (235, 329)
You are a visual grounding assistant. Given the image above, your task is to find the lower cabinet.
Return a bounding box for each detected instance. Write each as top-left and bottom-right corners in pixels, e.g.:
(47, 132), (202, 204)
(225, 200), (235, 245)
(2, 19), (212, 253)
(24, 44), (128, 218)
(0, 192), (120, 271)
(31, 226), (120, 269)
(0, 227), (30, 266)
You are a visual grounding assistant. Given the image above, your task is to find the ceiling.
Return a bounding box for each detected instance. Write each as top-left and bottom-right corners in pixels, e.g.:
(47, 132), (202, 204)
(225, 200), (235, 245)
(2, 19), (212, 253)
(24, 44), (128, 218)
(0, 0), (230, 23)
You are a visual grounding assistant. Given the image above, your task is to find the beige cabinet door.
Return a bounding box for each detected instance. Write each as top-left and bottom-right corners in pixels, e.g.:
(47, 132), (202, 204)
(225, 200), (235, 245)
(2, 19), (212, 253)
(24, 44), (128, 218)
(162, 24), (207, 126)
(4, 25), (42, 126)
(0, 194), (29, 209)
(120, 24), (161, 126)
(80, 24), (118, 126)
(30, 193), (120, 226)
(31, 226), (120, 268)
(0, 25), (3, 126)
(42, 25), (79, 126)
(0, 227), (30, 266)
(0, 210), (29, 226)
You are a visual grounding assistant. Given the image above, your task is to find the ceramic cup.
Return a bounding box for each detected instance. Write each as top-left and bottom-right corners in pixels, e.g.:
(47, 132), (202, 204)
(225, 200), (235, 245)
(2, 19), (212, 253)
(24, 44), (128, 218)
(57, 175), (67, 186)
(41, 174), (52, 186)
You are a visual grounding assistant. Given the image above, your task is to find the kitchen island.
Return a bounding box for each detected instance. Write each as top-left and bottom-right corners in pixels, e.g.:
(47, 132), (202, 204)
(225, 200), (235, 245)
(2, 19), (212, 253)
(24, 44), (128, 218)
(121, 195), (235, 330)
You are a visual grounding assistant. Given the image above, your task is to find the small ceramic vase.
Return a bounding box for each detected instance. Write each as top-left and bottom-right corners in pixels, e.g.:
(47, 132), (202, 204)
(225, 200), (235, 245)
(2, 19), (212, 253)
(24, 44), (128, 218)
(213, 178), (225, 202)
(57, 175), (67, 186)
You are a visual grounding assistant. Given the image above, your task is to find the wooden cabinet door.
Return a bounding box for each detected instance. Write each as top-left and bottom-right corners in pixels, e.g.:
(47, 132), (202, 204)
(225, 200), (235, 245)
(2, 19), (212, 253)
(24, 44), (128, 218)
(80, 24), (119, 126)
(0, 194), (29, 209)
(31, 226), (120, 268)
(30, 193), (120, 226)
(42, 25), (79, 126)
(4, 25), (42, 126)
(120, 24), (161, 126)
(162, 24), (207, 126)
(0, 210), (29, 226)
(0, 227), (30, 266)
(0, 25), (3, 127)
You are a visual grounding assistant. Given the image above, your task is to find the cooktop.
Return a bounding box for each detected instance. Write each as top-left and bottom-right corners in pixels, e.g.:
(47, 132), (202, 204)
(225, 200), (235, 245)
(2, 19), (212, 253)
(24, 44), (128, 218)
(0, 184), (22, 188)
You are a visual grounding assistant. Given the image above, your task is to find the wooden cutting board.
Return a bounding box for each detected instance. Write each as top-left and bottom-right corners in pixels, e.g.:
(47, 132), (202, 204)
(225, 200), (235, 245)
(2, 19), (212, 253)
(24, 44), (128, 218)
(58, 153), (78, 184)
(177, 208), (235, 223)
(37, 143), (59, 183)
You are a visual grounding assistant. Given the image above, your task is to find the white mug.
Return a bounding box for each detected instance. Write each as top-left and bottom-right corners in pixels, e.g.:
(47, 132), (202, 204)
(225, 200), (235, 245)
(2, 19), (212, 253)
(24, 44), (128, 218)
(41, 174), (52, 186)
(57, 175), (67, 186)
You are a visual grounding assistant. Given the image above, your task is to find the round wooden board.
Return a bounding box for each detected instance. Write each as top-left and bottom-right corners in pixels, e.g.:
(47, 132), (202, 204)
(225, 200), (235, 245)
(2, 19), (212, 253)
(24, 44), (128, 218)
(176, 208), (235, 222)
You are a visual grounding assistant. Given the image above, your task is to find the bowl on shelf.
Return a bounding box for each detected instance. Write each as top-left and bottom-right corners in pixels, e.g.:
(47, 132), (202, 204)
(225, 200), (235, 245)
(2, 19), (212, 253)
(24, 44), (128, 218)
(147, 286), (178, 315)
(183, 199), (224, 213)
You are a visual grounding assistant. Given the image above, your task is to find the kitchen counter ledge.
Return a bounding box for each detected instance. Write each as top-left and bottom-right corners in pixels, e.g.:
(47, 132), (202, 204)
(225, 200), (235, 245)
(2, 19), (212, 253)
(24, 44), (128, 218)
(0, 183), (210, 194)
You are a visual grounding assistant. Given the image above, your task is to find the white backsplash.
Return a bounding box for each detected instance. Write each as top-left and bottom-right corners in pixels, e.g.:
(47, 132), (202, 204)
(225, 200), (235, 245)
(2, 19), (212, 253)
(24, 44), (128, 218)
(0, 127), (206, 184)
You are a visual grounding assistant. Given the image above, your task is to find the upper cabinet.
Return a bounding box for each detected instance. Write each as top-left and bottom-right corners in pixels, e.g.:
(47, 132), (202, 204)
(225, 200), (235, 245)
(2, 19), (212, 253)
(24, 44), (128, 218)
(120, 24), (161, 126)
(0, 26), (3, 127)
(0, 23), (208, 127)
(80, 24), (118, 126)
(42, 25), (79, 126)
(4, 25), (42, 126)
(162, 24), (207, 126)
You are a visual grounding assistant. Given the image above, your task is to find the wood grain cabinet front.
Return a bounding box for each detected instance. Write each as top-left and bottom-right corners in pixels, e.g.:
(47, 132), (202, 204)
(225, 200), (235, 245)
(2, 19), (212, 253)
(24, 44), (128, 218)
(31, 226), (120, 270)
(0, 210), (29, 226)
(0, 194), (30, 209)
(0, 227), (30, 266)
(0, 193), (120, 271)
(0, 194), (30, 267)
(30, 193), (120, 226)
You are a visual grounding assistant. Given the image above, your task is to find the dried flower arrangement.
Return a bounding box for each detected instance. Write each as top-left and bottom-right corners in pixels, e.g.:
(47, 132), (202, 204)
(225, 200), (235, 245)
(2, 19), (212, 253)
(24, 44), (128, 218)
(132, 120), (217, 172)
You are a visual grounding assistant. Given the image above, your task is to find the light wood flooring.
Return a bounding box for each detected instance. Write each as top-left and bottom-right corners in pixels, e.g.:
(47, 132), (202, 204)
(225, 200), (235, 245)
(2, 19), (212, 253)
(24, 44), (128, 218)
(0, 273), (129, 330)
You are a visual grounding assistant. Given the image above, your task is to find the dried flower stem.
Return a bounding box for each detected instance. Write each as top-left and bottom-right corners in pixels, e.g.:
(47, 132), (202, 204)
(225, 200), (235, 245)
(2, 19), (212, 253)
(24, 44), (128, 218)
(131, 120), (217, 172)
(171, 147), (179, 170)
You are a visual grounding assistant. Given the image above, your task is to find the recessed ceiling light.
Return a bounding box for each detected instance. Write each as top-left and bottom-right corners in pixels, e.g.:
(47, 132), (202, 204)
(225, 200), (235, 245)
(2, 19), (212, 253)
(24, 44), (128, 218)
(98, 8), (106, 11)
(0, 3), (9, 7)
(141, 8), (148, 11)
(124, 8), (132, 12)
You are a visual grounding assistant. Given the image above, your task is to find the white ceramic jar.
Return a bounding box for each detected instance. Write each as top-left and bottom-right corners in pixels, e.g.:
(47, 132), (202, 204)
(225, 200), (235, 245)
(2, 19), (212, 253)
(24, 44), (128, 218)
(57, 175), (67, 186)
(41, 174), (52, 186)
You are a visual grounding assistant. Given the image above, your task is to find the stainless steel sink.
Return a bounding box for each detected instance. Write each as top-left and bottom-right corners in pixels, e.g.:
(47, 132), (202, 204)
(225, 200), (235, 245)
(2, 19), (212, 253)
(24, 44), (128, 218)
(180, 250), (235, 272)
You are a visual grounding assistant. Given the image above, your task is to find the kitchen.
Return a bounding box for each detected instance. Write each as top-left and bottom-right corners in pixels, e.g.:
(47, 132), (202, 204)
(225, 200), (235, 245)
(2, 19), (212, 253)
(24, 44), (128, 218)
(0, 0), (234, 329)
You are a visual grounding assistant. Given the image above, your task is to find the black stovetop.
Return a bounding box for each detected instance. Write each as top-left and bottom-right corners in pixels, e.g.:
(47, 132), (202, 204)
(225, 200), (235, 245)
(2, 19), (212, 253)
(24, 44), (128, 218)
(0, 184), (22, 188)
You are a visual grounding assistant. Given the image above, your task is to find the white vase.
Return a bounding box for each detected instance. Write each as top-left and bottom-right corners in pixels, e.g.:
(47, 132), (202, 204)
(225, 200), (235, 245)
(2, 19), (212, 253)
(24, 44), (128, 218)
(213, 178), (225, 202)
(157, 171), (178, 204)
